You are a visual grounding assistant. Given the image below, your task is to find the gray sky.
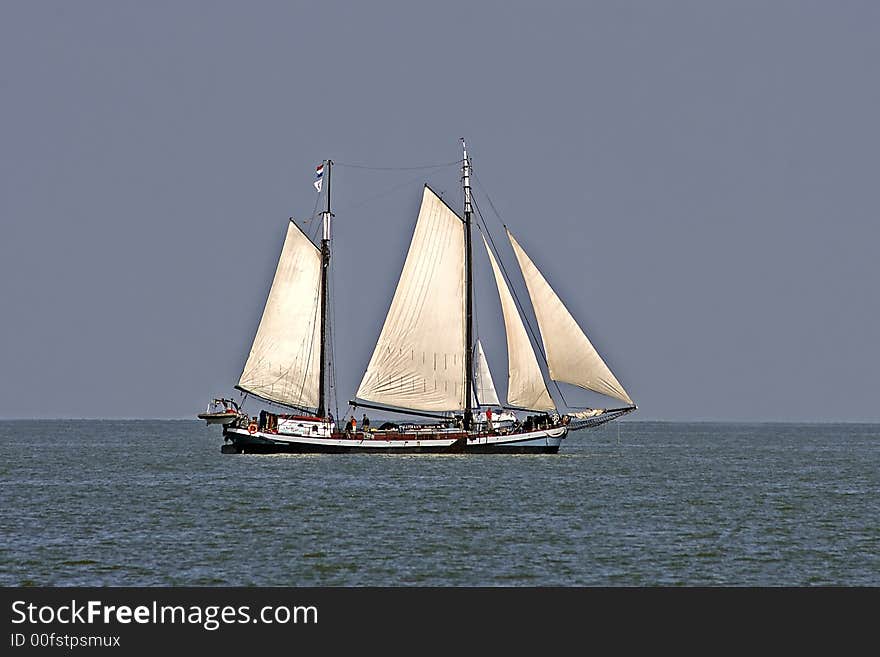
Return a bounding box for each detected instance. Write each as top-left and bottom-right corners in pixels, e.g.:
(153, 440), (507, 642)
(1, 1), (877, 421)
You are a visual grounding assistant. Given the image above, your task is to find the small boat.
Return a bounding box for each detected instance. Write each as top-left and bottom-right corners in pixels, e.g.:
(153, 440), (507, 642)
(197, 398), (242, 425)
(201, 140), (636, 454)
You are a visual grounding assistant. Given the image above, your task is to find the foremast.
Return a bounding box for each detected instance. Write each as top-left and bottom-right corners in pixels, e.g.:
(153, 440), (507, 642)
(462, 139), (475, 430)
(317, 159), (332, 419)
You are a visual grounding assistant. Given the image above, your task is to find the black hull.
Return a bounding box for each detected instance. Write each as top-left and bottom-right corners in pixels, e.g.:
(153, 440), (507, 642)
(223, 435), (559, 455)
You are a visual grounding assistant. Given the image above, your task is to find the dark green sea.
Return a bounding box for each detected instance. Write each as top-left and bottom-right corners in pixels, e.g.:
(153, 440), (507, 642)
(1, 420), (877, 586)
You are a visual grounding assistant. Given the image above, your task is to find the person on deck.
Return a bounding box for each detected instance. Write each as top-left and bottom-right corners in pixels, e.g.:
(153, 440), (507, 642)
(351, 415), (357, 434)
(486, 407), (493, 432)
(362, 414), (370, 433)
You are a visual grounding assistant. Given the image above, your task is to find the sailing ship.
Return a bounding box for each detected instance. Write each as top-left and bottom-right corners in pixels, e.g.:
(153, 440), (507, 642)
(202, 140), (636, 454)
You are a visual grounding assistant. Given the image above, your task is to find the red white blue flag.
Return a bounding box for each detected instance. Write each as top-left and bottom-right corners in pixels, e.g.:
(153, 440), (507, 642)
(314, 163), (324, 192)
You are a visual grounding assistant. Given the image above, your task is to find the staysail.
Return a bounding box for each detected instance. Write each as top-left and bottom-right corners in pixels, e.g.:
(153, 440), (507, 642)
(237, 220), (323, 409)
(473, 340), (500, 406)
(483, 235), (556, 411)
(507, 229), (633, 405)
(356, 186), (467, 411)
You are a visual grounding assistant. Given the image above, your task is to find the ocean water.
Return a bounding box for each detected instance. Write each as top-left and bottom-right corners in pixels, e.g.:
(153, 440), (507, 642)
(1, 420), (877, 586)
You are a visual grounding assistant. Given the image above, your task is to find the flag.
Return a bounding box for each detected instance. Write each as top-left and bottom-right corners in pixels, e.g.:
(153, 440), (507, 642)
(314, 163), (324, 192)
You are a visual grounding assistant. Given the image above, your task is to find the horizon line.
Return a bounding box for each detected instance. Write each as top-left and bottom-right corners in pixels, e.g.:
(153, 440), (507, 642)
(1, 417), (879, 425)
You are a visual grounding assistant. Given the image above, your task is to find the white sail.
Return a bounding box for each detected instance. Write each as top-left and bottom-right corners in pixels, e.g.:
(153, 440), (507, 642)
(507, 230), (633, 405)
(356, 186), (467, 411)
(237, 220), (322, 409)
(473, 340), (500, 406)
(483, 235), (556, 411)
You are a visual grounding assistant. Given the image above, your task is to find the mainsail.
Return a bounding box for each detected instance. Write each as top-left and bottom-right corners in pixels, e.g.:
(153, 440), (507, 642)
(507, 229), (633, 405)
(356, 186), (467, 412)
(473, 340), (500, 406)
(237, 220), (323, 409)
(483, 235), (556, 411)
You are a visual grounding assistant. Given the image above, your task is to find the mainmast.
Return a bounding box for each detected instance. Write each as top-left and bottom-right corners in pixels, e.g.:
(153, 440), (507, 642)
(317, 159), (332, 419)
(462, 139), (474, 430)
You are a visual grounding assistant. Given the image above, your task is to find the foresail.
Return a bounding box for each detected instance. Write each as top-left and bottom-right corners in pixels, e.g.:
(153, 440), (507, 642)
(507, 230), (633, 405)
(237, 221), (322, 409)
(473, 340), (500, 406)
(356, 186), (467, 412)
(483, 235), (556, 411)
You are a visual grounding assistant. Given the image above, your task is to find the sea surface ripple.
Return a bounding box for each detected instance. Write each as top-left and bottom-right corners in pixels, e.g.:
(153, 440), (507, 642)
(1, 420), (877, 586)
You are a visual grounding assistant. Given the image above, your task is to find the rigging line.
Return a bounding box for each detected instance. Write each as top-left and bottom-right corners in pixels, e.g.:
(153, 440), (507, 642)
(300, 212), (322, 225)
(476, 173), (633, 411)
(470, 193), (545, 359)
(473, 307), (481, 406)
(471, 193), (569, 408)
(475, 218), (555, 409)
(265, 244), (321, 412)
(472, 172), (507, 229)
(289, 271), (321, 414)
(472, 262), (481, 408)
(308, 211), (322, 244)
(471, 189), (544, 358)
(329, 247), (340, 424)
(334, 160), (460, 171)
(334, 170), (439, 213)
(475, 199), (568, 410)
(238, 388), (314, 415)
(302, 191), (323, 243)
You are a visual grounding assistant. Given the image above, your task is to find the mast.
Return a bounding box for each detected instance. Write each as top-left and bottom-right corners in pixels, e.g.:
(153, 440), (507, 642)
(318, 159), (332, 419)
(462, 138), (474, 430)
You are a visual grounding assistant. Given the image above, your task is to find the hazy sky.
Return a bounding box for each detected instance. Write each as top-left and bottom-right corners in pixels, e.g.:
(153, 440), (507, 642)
(1, 1), (877, 421)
